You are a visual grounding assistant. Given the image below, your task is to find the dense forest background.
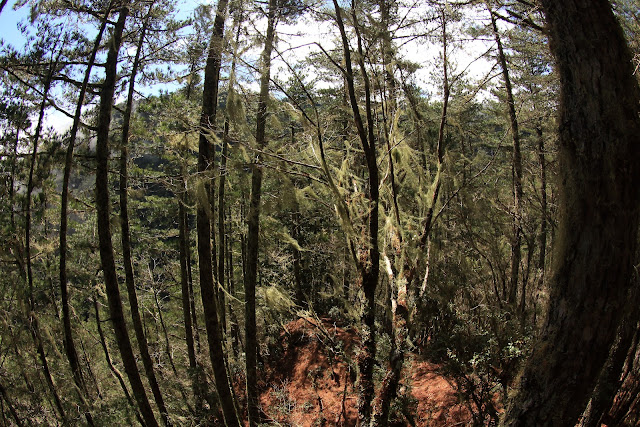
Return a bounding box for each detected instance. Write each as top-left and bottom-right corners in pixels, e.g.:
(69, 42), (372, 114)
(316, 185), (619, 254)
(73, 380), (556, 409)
(1, 0), (639, 425)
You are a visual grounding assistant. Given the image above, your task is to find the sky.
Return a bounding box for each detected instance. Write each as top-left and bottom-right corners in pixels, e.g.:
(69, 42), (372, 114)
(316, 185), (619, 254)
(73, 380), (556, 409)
(0, 1), (30, 50)
(0, 0), (499, 134)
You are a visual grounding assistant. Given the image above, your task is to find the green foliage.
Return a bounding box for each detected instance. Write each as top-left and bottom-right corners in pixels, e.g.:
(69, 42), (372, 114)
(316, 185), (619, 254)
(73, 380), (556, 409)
(0, 0), (567, 423)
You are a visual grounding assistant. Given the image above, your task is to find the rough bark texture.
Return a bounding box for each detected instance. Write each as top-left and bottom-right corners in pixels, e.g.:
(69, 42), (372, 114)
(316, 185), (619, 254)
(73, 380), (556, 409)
(581, 302), (639, 426)
(195, 0), (239, 425)
(94, 7), (159, 427)
(245, 1), (277, 423)
(502, 1), (640, 424)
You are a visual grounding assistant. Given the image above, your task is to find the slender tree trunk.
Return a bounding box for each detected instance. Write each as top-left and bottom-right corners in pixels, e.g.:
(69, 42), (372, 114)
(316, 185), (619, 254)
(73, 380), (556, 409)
(30, 317), (67, 424)
(227, 208), (242, 356)
(373, 12), (449, 425)
(176, 80), (209, 411)
(178, 189), (203, 406)
(59, 7), (110, 426)
(333, 1), (380, 422)
(219, 8), (244, 341)
(217, 121), (229, 333)
(117, 10), (170, 426)
(23, 48), (69, 426)
(0, 381), (23, 427)
(245, 1), (277, 423)
(488, 5), (523, 308)
(526, 123), (547, 325)
(78, 333), (102, 400)
(93, 295), (145, 427)
(195, 0), (239, 425)
(502, 1), (640, 424)
(94, 7), (158, 426)
(152, 288), (192, 414)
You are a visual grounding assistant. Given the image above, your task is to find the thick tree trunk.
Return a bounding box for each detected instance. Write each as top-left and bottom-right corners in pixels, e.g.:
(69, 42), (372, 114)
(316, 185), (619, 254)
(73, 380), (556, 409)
(245, 2), (277, 423)
(94, 7), (159, 427)
(195, 0), (239, 425)
(502, 1), (640, 424)
(580, 305), (639, 426)
(607, 328), (640, 425)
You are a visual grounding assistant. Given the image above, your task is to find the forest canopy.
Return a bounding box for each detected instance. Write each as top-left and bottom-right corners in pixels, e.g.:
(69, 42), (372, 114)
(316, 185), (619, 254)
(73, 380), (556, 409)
(0, 0), (639, 425)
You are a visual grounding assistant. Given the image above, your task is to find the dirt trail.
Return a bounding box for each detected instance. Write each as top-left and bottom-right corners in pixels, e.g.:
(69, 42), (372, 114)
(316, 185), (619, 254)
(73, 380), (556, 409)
(260, 318), (470, 426)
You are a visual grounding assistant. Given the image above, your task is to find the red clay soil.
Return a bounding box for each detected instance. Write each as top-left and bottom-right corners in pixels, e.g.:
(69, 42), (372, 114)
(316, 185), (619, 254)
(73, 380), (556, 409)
(260, 317), (471, 426)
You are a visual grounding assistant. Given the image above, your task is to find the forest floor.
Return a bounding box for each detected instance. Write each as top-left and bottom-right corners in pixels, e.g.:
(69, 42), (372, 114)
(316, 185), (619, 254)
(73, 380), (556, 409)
(259, 317), (471, 426)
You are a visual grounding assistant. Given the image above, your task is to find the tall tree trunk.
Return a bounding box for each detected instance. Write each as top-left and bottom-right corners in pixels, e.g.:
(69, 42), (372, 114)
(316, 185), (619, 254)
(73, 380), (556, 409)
(177, 69), (209, 411)
(373, 12), (449, 424)
(195, 0), (239, 425)
(23, 47), (69, 426)
(218, 7), (244, 340)
(502, 1), (640, 424)
(333, 1), (380, 422)
(59, 6), (109, 425)
(528, 122), (547, 324)
(94, 7), (159, 426)
(217, 121), (229, 333)
(487, 4), (523, 308)
(245, 1), (277, 424)
(93, 295), (145, 426)
(117, 10), (170, 426)
(178, 188), (205, 409)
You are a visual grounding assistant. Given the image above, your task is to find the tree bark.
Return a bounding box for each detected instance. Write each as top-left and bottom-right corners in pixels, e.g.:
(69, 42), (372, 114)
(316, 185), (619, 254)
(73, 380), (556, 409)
(195, 0), (239, 425)
(502, 1), (640, 424)
(245, 1), (277, 424)
(488, 5), (523, 308)
(23, 45), (69, 426)
(373, 12), (449, 424)
(93, 295), (145, 426)
(94, 6), (159, 427)
(117, 9), (170, 426)
(0, 380), (24, 427)
(333, 1), (380, 422)
(59, 9), (110, 422)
